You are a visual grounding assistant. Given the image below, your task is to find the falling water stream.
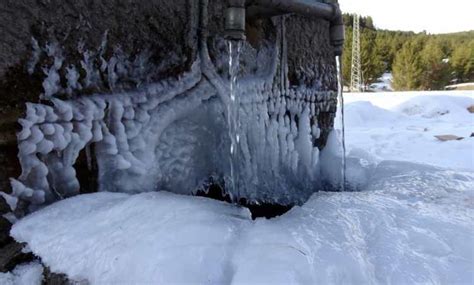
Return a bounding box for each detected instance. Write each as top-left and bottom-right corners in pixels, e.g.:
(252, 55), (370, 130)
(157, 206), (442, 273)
(335, 55), (347, 191)
(227, 40), (243, 201)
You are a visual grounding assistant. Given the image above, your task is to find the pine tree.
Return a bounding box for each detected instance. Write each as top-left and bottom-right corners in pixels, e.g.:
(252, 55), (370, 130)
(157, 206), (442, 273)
(451, 40), (474, 83)
(420, 39), (450, 90)
(340, 13), (473, 90)
(375, 32), (392, 71)
(360, 30), (384, 86)
(342, 26), (353, 85)
(392, 38), (425, 90)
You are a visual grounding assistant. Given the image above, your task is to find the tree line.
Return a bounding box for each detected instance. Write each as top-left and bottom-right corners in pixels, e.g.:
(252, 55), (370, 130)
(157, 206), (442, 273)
(341, 14), (474, 91)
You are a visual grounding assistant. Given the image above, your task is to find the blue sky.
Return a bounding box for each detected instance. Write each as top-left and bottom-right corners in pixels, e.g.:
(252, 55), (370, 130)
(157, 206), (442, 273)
(339, 0), (474, 34)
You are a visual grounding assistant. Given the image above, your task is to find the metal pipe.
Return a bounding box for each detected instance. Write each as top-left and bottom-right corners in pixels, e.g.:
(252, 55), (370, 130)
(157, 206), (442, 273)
(247, 0), (336, 20)
(329, 4), (344, 56)
(246, 0), (345, 55)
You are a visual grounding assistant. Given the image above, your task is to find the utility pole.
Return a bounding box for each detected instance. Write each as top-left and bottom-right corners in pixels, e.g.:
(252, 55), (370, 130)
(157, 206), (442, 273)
(350, 14), (362, 92)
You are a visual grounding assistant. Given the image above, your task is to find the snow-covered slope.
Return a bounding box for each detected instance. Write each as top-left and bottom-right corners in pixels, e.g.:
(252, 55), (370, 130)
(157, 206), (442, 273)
(345, 91), (474, 171)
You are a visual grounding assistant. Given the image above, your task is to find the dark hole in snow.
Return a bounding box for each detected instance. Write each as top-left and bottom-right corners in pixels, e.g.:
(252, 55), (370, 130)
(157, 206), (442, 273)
(74, 145), (98, 195)
(195, 184), (293, 220)
(239, 199), (294, 220)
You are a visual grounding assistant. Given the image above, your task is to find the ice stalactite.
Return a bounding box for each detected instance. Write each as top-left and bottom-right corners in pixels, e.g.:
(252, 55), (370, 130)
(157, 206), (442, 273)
(233, 83), (337, 204)
(224, 17), (338, 204)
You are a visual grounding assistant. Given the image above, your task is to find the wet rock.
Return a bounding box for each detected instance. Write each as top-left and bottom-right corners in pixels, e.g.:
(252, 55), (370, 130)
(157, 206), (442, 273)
(468, 105), (474, 113)
(0, 217), (13, 247)
(0, 111), (22, 197)
(434, 135), (464, 141)
(42, 266), (83, 285)
(0, 196), (11, 215)
(0, 242), (34, 272)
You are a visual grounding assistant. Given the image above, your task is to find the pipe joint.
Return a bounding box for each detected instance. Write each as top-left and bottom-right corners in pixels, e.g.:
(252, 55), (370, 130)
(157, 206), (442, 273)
(329, 3), (345, 56)
(225, 6), (247, 41)
(225, 0), (344, 54)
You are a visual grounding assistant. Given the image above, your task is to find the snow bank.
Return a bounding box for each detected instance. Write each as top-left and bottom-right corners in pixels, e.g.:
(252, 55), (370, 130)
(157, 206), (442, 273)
(394, 95), (473, 120)
(0, 262), (43, 285)
(12, 192), (252, 284)
(446, 82), (474, 90)
(345, 91), (474, 171)
(11, 161), (474, 284)
(345, 101), (402, 128)
(344, 90), (473, 109)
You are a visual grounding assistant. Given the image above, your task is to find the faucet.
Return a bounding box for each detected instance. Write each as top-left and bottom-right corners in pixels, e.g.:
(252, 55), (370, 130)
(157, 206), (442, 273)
(225, 0), (247, 41)
(327, 1), (345, 56)
(224, 0), (345, 55)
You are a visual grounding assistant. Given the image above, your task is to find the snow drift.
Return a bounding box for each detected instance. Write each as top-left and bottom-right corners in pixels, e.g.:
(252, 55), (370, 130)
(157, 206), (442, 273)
(345, 91), (474, 171)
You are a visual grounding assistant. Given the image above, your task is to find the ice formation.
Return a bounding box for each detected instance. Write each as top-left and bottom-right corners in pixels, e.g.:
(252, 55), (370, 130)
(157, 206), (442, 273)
(9, 14), (340, 214)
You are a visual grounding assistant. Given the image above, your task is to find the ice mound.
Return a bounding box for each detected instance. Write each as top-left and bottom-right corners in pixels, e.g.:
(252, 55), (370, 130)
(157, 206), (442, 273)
(11, 161), (474, 284)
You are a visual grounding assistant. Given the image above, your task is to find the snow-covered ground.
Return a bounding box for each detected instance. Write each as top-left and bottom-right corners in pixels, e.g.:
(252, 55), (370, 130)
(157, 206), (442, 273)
(368, 73), (393, 91)
(345, 91), (474, 171)
(446, 82), (474, 91)
(9, 91), (474, 284)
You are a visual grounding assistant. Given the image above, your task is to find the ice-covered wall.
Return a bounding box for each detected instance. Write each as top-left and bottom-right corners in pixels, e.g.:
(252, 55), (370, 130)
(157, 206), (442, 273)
(2, 0), (340, 215)
(8, 62), (208, 213)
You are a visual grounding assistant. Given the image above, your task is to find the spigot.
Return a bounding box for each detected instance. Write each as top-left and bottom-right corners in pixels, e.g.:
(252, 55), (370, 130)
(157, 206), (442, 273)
(225, 5), (246, 41)
(329, 3), (345, 56)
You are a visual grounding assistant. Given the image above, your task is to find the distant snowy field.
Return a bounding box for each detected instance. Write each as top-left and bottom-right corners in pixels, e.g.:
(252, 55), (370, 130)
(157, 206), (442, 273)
(7, 91), (474, 284)
(345, 91), (474, 171)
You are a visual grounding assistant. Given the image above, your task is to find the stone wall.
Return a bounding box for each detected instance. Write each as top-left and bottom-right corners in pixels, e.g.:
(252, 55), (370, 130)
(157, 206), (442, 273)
(0, 0), (198, 273)
(0, 0), (339, 197)
(0, 0), (339, 273)
(0, 0), (197, 194)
